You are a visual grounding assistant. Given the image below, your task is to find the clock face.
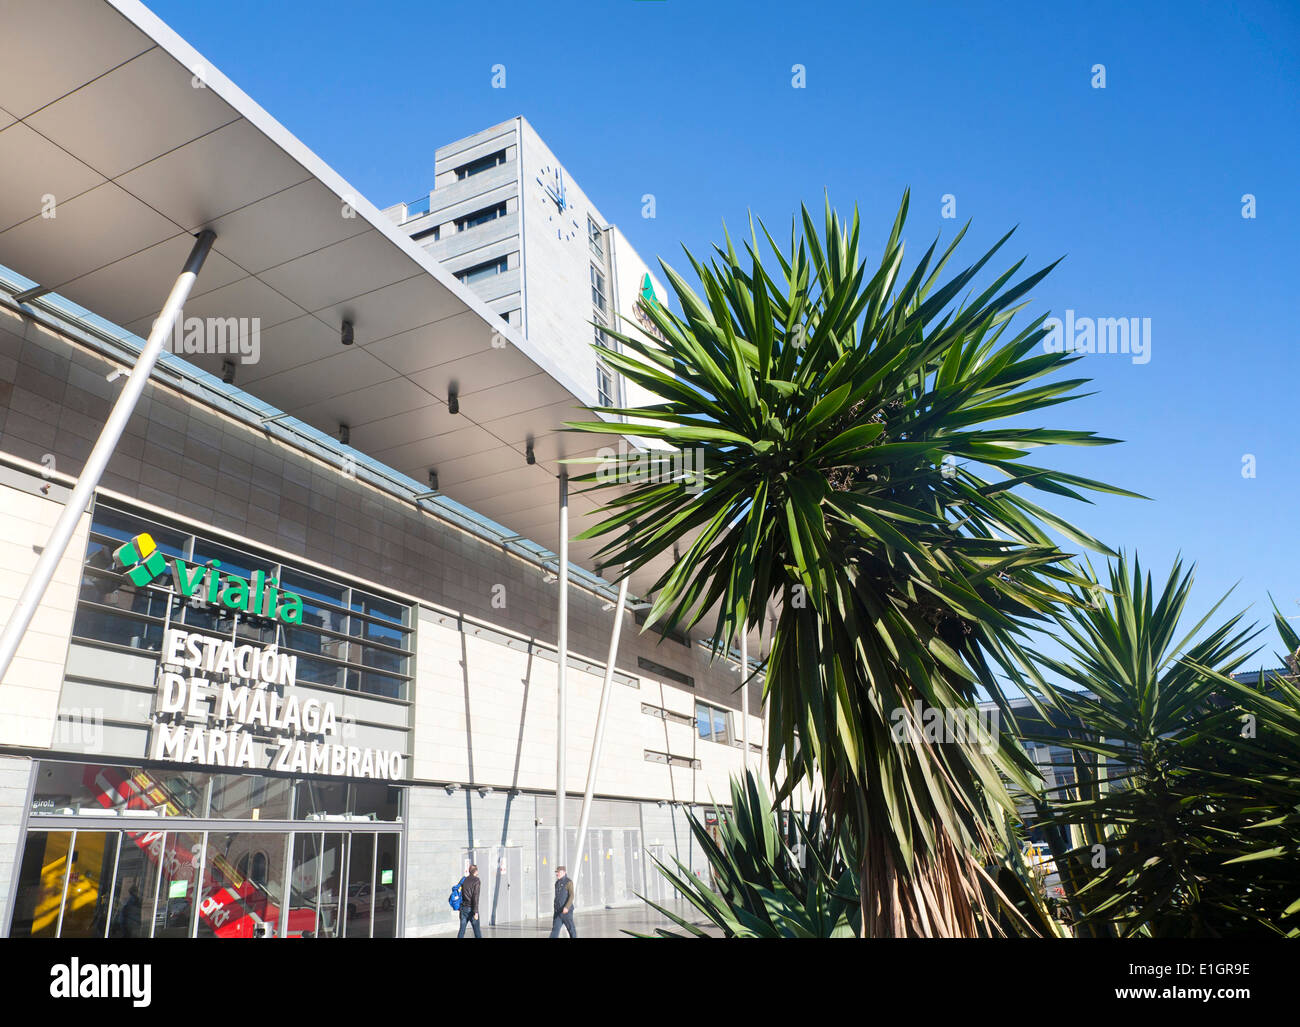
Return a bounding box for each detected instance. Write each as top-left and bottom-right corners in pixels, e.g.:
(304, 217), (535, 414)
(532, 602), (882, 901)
(535, 164), (581, 241)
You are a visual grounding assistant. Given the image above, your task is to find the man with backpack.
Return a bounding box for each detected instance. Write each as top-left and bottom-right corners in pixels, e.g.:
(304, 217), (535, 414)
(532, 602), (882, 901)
(456, 864), (482, 938)
(548, 865), (576, 938)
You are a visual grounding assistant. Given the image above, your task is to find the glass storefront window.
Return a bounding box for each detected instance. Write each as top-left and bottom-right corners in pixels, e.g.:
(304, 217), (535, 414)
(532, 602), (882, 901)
(10, 831), (73, 937)
(373, 833), (400, 938)
(31, 764), (212, 818)
(195, 833), (289, 938)
(72, 608), (166, 652)
(348, 668), (405, 699)
(351, 591), (405, 627)
(343, 834), (375, 938)
(189, 539), (275, 584)
(87, 509), (188, 559)
(295, 779), (350, 820)
(60, 832), (120, 938)
(351, 617), (405, 647)
(293, 779), (401, 821)
(281, 569), (348, 610)
(209, 774), (293, 820)
(290, 832), (347, 938)
(294, 654), (347, 689)
(12, 822), (400, 938)
(155, 831), (205, 938)
(108, 830), (163, 938)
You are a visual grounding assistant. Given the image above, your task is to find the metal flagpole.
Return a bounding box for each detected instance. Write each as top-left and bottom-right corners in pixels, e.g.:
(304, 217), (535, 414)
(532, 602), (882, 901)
(555, 474), (569, 871)
(571, 564), (630, 889)
(0, 230), (216, 685)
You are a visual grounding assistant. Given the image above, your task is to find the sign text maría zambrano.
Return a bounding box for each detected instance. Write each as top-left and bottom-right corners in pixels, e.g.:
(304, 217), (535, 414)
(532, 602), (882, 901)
(114, 532), (304, 625)
(152, 628), (403, 780)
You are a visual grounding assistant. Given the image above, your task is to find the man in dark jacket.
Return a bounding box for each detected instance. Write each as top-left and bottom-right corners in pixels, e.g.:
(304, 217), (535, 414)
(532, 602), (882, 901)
(549, 866), (576, 938)
(457, 864), (482, 938)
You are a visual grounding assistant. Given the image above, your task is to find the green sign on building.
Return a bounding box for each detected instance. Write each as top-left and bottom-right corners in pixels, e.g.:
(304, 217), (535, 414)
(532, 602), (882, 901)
(113, 532), (304, 626)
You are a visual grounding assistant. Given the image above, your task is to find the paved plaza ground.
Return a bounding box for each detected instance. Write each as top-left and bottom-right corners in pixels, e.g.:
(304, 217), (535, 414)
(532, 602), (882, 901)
(430, 898), (719, 939)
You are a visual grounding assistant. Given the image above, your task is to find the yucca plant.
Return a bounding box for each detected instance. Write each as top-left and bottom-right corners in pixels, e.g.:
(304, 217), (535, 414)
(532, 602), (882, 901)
(633, 772), (860, 938)
(1028, 555), (1300, 936)
(567, 193), (1136, 936)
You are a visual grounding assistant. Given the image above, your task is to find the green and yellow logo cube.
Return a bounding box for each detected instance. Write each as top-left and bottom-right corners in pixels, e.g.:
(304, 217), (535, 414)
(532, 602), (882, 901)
(113, 532), (168, 587)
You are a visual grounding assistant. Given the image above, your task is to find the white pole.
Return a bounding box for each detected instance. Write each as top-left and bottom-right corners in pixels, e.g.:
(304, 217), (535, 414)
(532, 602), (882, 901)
(555, 474), (569, 871)
(760, 610), (769, 777)
(740, 629), (750, 774)
(0, 230), (216, 685)
(572, 565), (629, 889)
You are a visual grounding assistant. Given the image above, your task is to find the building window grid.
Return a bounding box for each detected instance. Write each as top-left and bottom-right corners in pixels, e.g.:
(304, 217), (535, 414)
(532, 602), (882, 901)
(695, 700), (741, 747)
(456, 256), (508, 285)
(453, 149), (506, 180)
(455, 201), (508, 233)
(590, 264), (607, 314)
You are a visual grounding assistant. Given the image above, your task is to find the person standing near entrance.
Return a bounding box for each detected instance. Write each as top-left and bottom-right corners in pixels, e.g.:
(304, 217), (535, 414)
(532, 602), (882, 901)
(457, 864), (482, 938)
(549, 866), (576, 938)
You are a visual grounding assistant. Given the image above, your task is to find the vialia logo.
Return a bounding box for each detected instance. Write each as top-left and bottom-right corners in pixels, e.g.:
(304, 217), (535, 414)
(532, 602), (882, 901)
(113, 533), (304, 625)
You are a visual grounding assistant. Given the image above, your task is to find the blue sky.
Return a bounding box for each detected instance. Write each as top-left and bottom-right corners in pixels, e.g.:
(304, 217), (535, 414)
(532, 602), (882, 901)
(148, 0), (1300, 665)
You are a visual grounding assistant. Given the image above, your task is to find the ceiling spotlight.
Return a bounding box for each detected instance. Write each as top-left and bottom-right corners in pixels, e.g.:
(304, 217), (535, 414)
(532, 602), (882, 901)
(525, 441), (536, 465)
(338, 423), (350, 445)
(221, 360), (236, 384)
(341, 320), (354, 346)
(477, 786), (494, 798)
(447, 386), (459, 415)
(444, 783), (461, 795)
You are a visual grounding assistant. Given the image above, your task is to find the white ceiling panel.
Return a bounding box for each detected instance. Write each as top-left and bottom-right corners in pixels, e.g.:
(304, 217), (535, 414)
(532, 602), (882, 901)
(205, 179), (369, 274)
(56, 232), (246, 327)
(368, 422), (501, 470)
(478, 400), (592, 446)
(0, 121), (105, 233)
(433, 443), (535, 489)
(468, 470), (568, 519)
(234, 315), (338, 384)
(403, 345), (543, 402)
(310, 273), (465, 347)
(433, 373), (574, 421)
(260, 230), (419, 314)
(364, 311), (495, 375)
(290, 377), (438, 431)
(0, 181), (176, 288)
(116, 119), (310, 231)
(0, 0), (152, 119)
(247, 348), (396, 410)
(27, 48), (238, 180)
(124, 272), (306, 339)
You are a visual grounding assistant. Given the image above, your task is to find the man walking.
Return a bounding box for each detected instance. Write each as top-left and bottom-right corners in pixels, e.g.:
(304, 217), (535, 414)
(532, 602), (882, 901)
(457, 864), (482, 938)
(549, 865), (576, 938)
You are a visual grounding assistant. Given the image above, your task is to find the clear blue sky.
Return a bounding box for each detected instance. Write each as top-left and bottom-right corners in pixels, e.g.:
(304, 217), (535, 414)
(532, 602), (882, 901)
(148, 0), (1299, 665)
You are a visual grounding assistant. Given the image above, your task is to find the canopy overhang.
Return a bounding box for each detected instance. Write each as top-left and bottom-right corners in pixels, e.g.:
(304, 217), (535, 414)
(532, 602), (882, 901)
(0, 0), (699, 608)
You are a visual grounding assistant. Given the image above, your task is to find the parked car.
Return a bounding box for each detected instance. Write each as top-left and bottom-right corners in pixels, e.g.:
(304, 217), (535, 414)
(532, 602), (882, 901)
(346, 882), (395, 917)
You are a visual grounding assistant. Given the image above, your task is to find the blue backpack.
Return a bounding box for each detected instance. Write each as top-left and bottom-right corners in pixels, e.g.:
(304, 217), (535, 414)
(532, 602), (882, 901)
(448, 876), (466, 911)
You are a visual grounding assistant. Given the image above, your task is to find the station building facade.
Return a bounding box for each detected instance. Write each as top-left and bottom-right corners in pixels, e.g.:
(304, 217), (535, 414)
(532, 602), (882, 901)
(0, 291), (792, 938)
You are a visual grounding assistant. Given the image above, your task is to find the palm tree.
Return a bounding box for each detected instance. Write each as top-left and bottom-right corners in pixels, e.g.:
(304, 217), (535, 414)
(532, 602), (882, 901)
(567, 194), (1135, 936)
(1029, 558), (1299, 936)
(1024, 559), (1300, 935)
